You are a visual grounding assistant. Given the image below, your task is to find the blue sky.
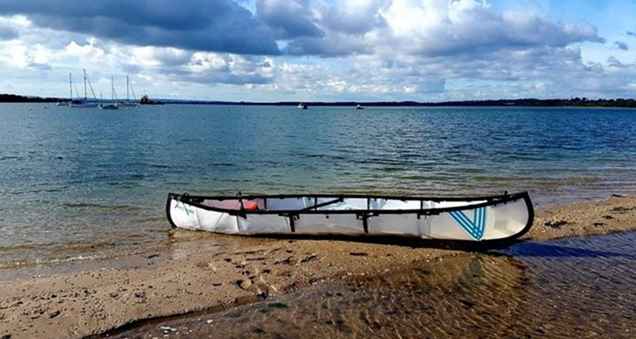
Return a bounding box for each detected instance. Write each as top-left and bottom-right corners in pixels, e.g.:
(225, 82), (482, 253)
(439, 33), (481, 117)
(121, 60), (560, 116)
(0, 0), (635, 101)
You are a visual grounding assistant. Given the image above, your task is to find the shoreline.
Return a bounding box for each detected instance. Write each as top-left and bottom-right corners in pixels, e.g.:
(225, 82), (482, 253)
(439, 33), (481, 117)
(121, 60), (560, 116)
(3, 96), (636, 108)
(1, 194), (636, 338)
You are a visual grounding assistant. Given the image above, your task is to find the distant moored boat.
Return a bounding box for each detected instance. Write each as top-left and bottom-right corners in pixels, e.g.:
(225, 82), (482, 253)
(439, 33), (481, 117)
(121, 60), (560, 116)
(99, 76), (119, 110)
(140, 95), (164, 105)
(119, 75), (138, 107)
(71, 69), (99, 108)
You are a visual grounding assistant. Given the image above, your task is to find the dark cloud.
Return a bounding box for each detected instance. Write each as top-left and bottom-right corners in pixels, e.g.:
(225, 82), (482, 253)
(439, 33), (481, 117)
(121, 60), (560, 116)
(256, 0), (323, 39)
(0, 0), (280, 55)
(627, 31), (636, 37)
(614, 41), (629, 50)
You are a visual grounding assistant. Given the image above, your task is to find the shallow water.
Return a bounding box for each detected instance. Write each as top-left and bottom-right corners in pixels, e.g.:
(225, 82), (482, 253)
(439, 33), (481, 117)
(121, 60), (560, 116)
(102, 232), (636, 338)
(1, 103), (636, 266)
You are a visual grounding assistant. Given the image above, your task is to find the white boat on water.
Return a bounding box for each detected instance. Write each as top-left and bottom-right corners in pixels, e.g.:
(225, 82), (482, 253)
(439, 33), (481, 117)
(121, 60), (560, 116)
(99, 76), (119, 110)
(119, 75), (138, 107)
(167, 192), (534, 242)
(71, 69), (98, 108)
(297, 103), (308, 109)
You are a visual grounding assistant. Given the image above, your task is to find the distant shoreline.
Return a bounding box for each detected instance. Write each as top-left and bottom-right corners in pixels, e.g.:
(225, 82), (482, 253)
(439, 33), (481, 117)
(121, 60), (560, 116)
(2, 93), (636, 108)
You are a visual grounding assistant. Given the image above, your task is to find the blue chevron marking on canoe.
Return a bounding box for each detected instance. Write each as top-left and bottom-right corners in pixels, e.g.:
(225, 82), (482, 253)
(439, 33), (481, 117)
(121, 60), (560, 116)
(449, 207), (487, 240)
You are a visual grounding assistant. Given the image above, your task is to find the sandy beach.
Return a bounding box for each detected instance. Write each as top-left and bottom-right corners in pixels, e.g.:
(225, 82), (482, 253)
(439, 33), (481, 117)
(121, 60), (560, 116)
(1, 194), (636, 338)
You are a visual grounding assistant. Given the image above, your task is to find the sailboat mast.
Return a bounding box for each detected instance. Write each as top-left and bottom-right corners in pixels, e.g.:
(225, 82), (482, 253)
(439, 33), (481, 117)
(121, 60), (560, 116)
(83, 69), (87, 100)
(126, 75), (130, 101)
(69, 72), (72, 100)
(111, 76), (114, 101)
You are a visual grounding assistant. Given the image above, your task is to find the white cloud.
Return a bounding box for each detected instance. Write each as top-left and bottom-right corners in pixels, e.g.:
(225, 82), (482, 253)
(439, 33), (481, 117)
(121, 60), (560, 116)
(1, 1), (633, 101)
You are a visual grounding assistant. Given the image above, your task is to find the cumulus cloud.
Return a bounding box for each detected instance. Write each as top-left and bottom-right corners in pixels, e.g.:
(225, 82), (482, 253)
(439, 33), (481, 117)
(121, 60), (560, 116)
(614, 41), (629, 50)
(168, 52), (274, 85)
(0, 0), (280, 55)
(317, 0), (389, 35)
(1, 0), (632, 100)
(277, 0), (604, 58)
(0, 23), (17, 40)
(378, 0), (604, 57)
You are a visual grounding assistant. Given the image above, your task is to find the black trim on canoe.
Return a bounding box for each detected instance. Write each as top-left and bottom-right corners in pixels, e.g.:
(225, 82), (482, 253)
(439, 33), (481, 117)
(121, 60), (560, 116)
(165, 194), (178, 229)
(166, 191), (534, 241)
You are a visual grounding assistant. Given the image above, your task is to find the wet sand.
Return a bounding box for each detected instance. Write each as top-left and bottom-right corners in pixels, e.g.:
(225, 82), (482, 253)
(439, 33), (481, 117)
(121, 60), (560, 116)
(1, 195), (636, 338)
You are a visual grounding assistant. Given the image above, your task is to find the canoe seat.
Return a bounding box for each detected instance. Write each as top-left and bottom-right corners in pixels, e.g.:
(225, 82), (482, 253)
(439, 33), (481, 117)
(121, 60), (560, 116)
(243, 200), (258, 211)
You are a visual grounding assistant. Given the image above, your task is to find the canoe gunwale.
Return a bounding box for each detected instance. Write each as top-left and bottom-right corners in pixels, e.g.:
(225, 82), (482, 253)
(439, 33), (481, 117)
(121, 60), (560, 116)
(168, 191), (529, 215)
(166, 192), (534, 241)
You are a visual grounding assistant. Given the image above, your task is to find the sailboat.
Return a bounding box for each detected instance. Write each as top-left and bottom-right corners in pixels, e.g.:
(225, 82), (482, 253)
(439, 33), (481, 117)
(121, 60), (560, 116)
(119, 75), (138, 107)
(56, 73), (72, 106)
(71, 69), (98, 108)
(297, 102), (308, 109)
(99, 76), (119, 110)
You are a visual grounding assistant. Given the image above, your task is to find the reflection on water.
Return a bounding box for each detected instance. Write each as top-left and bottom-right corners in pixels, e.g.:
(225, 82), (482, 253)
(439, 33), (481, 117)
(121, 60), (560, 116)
(105, 232), (636, 338)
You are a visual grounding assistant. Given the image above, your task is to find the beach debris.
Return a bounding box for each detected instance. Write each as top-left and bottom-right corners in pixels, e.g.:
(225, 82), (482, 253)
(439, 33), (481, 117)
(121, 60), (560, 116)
(160, 326), (177, 334)
(611, 194), (625, 198)
(146, 254), (159, 259)
(349, 252), (368, 256)
(49, 310), (61, 319)
(544, 219), (568, 228)
(206, 319), (214, 324)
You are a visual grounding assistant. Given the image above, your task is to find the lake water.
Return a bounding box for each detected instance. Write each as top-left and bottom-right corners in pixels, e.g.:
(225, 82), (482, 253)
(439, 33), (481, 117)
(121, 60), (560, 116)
(1, 103), (636, 265)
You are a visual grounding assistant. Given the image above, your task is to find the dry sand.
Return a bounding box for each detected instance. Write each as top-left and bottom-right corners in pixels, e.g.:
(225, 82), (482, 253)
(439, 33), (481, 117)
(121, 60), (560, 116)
(1, 195), (635, 339)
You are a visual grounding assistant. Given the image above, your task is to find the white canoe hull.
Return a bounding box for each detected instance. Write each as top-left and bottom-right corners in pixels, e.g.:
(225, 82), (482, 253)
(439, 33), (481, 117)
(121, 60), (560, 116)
(166, 192), (533, 242)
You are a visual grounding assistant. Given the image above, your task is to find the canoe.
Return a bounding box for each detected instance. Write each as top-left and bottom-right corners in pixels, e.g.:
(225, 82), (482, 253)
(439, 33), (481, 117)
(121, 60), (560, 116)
(166, 192), (534, 242)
